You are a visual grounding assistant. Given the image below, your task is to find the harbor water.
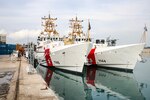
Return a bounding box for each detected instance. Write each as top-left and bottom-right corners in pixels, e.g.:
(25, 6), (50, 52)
(36, 57), (150, 100)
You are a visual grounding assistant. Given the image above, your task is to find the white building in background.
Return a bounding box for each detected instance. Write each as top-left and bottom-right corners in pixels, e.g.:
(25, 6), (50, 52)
(0, 34), (6, 44)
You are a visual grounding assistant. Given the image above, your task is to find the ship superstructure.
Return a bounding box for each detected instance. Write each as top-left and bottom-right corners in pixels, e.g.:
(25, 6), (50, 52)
(64, 17), (92, 45)
(37, 14), (63, 51)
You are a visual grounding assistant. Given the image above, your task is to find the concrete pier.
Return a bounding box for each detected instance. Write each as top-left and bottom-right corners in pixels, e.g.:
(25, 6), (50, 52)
(0, 55), (58, 100)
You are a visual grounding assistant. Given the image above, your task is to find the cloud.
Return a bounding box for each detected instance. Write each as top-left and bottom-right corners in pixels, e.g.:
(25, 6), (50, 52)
(0, 0), (150, 45)
(0, 29), (7, 35)
(7, 29), (41, 44)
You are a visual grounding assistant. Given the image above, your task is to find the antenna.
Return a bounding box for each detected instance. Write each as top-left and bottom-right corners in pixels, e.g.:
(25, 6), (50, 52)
(49, 14), (50, 19)
(87, 19), (91, 42)
(140, 24), (148, 44)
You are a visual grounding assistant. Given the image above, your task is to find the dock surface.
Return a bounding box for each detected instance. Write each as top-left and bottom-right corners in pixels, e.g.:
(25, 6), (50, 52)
(0, 55), (58, 100)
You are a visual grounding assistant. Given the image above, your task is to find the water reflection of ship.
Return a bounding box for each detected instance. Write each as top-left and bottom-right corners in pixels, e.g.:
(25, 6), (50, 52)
(89, 68), (145, 100)
(36, 65), (145, 100)
(36, 65), (87, 100)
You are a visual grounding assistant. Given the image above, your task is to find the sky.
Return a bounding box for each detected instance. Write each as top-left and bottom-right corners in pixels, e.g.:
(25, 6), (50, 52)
(0, 0), (150, 45)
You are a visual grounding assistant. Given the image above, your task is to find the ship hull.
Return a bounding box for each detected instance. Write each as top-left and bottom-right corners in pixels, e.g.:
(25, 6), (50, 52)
(45, 42), (92, 72)
(88, 43), (145, 71)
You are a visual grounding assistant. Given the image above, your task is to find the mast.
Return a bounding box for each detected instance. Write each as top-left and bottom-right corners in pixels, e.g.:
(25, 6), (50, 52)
(41, 14), (59, 37)
(69, 16), (85, 38)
